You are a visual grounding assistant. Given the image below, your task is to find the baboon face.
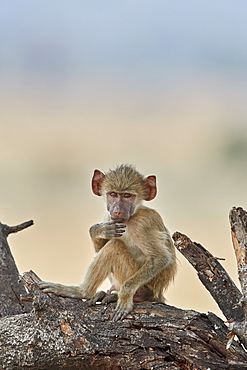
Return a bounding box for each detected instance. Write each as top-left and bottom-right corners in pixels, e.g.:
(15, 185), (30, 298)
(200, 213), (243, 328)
(106, 191), (137, 221)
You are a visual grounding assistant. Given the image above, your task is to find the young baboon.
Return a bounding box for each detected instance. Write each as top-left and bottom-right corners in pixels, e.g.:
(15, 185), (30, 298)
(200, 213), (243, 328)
(39, 164), (177, 320)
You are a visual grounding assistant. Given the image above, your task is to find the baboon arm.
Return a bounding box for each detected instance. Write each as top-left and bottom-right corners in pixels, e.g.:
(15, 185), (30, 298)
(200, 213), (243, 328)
(89, 223), (109, 252)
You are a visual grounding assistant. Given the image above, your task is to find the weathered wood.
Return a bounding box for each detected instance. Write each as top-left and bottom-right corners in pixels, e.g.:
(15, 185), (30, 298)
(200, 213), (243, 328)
(2, 211), (247, 368)
(4, 220), (34, 236)
(228, 207), (247, 349)
(172, 231), (244, 322)
(230, 207), (247, 308)
(0, 270), (246, 370)
(0, 220), (33, 317)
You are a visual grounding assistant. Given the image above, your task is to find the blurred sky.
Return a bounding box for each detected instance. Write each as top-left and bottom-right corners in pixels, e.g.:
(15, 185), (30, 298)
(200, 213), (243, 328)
(1, 1), (247, 319)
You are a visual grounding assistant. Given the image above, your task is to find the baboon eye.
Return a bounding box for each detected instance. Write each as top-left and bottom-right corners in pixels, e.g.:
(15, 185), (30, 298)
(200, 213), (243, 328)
(124, 193), (132, 198)
(110, 192), (117, 197)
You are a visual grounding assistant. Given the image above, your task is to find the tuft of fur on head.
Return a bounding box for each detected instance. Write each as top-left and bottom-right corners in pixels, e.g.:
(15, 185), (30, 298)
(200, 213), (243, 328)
(101, 164), (148, 199)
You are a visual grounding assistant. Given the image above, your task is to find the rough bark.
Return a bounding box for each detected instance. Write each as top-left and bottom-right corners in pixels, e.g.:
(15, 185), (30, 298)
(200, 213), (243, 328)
(1, 213), (247, 369)
(0, 271), (246, 370)
(228, 207), (247, 349)
(172, 207), (247, 351)
(172, 232), (244, 322)
(0, 220), (33, 317)
(230, 207), (247, 310)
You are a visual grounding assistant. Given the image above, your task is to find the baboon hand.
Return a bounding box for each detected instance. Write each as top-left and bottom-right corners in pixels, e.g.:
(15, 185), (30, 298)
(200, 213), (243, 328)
(86, 291), (119, 305)
(86, 290), (107, 305)
(98, 219), (126, 239)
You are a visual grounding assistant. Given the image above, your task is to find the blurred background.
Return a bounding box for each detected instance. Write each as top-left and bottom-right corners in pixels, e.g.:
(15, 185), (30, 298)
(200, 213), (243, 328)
(1, 1), (247, 319)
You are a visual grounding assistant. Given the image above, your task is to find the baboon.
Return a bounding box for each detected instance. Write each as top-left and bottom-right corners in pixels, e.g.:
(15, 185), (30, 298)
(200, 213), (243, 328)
(39, 164), (177, 320)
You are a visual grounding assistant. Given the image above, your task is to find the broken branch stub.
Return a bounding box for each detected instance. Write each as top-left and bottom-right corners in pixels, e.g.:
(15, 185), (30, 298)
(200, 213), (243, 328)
(172, 231), (244, 322)
(230, 207), (247, 313)
(0, 220), (33, 317)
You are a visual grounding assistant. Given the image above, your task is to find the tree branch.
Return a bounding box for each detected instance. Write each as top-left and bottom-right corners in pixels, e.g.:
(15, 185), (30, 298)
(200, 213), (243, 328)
(172, 231), (244, 322)
(228, 206), (247, 348)
(3, 220), (34, 237)
(2, 212), (247, 368)
(1, 270), (246, 370)
(230, 207), (247, 307)
(0, 221), (33, 317)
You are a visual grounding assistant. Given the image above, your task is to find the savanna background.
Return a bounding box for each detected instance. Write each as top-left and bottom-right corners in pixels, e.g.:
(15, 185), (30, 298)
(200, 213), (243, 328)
(1, 1), (247, 319)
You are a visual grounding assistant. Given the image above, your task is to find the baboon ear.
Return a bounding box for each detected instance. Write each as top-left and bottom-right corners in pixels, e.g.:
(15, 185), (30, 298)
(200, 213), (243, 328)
(144, 175), (157, 201)
(92, 169), (105, 196)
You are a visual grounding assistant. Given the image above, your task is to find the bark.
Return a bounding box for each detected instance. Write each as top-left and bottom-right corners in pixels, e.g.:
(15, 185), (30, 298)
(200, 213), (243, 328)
(172, 207), (247, 351)
(1, 271), (247, 370)
(172, 232), (244, 322)
(230, 207), (247, 311)
(228, 207), (247, 348)
(1, 213), (247, 369)
(0, 220), (33, 317)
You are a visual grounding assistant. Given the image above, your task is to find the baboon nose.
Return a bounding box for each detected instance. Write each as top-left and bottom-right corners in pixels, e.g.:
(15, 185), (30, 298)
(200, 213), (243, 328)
(113, 212), (124, 218)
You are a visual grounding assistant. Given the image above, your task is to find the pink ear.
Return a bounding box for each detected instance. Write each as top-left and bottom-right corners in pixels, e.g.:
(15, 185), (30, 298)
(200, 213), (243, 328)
(92, 169), (105, 196)
(144, 175), (157, 201)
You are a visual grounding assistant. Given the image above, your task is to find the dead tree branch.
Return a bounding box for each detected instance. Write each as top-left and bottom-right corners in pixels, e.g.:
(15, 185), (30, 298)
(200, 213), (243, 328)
(230, 207), (247, 311)
(172, 232), (244, 322)
(228, 207), (247, 348)
(2, 213), (247, 368)
(1, 271), (246, 369)
(0, 220), (33, 317)
(3, 220), (34, 236)
(172, 206), (247, 350)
